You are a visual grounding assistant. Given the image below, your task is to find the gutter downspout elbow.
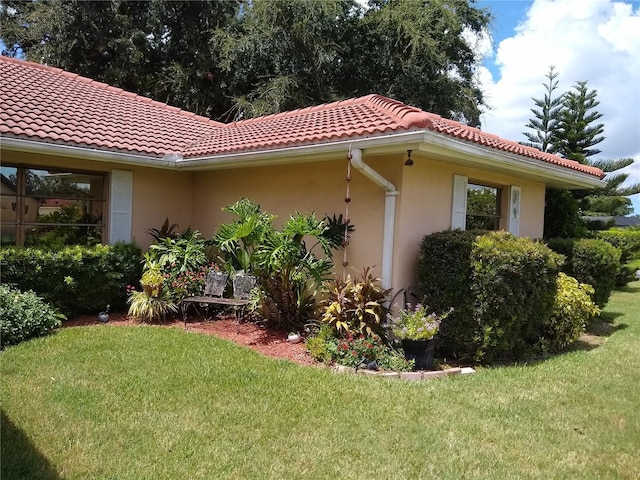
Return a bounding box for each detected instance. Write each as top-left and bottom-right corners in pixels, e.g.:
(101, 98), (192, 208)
(350, 148), (398, 290)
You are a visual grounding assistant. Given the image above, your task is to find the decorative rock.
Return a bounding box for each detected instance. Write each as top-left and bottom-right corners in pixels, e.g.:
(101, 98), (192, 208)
(460, 367), (476, 375)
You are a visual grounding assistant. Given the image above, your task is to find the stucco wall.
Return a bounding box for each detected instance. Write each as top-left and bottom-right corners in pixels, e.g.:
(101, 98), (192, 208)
(189, 156), (389, 280)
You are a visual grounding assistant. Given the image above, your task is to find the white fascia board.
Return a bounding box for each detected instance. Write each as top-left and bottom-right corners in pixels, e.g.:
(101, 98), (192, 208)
(1, 136), (175, 169)
(174, 131), (427, 170)
(418, 130), (605, 189)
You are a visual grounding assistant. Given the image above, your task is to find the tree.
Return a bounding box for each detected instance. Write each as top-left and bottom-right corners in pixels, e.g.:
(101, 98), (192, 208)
(0, 0), (242, 118)
(1, 0), (491, 125)
(552, 81), (605, 163)
(525, 70), (639, 224)
(523, 66), (563, 152)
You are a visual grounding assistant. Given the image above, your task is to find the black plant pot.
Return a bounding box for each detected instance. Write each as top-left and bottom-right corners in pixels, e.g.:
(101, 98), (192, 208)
(402, 339), (435, 370)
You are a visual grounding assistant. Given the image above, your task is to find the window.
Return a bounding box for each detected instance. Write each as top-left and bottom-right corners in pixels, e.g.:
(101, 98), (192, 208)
(451, 175), (520, 235)
(1, 166), (105, 247)
(466, 183), (502, 230)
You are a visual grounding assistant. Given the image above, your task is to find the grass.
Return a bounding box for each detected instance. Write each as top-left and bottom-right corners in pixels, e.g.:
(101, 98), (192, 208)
(2, 284), (639, 479)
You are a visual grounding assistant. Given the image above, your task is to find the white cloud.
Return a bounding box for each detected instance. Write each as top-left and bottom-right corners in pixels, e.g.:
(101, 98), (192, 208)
(479, 0), (640, 211)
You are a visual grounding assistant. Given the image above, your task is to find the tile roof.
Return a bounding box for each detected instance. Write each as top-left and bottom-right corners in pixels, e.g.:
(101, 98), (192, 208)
(0, 56), (223, 156)
(0, 56), (603, 178)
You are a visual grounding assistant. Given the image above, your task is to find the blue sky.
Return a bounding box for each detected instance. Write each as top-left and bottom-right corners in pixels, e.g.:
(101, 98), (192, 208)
(476, 0), (640, 215)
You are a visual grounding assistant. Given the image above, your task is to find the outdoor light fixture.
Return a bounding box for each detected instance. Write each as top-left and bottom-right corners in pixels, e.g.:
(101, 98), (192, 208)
(404, 149), (414, 166)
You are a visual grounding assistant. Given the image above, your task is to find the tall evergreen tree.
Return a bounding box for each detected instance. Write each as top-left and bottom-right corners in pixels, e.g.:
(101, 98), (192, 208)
(552, 81), (605, 163)
(523, 66), (563, 152)
(525, 72), (639, 225)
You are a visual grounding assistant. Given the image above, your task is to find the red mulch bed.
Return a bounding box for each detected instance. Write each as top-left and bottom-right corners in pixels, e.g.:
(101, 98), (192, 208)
(63, 312), (318, 367)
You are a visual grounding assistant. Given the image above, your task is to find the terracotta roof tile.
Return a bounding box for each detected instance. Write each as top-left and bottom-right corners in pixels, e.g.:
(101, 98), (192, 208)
(0, 56), (603, 178)
(0, 56), (222, 156)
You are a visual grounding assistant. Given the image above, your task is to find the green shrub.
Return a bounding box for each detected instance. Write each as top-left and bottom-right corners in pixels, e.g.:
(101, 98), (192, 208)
(596, 228), (640, 260)
(0, 285), (65, 348)
(471, 232), (563, 361)
(546, 238), (622, 307)
(418, 230), (563, 362)
(417, 229), (480, 358)
(0, 243), (143, 317)
(538, 273), (600, 353)
(596, 229), (640, 287)
(571, 239), (620, 307)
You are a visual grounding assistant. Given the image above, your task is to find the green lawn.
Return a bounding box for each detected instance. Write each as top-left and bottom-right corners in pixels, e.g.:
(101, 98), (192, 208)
(2, 284), (639, 479)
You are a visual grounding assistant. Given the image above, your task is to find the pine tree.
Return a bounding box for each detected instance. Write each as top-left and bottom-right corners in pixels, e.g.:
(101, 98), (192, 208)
(523, 66), (563, 152)
(552, 81), (605, 163)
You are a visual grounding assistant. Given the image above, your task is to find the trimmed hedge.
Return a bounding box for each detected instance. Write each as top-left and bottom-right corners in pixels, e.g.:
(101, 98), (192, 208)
(0, 243), (143, 317)
(419, 230), (564, 362)
(470, 232), (563, 361)
(596, 228), (640, 260)
(0, 284), (64, 348)
(417, 230), (479, 358)
(546, 238), (621, 307)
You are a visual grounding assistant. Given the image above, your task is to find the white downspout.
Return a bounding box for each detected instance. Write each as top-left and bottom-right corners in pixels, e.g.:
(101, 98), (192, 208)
(349, 148), (398, 290)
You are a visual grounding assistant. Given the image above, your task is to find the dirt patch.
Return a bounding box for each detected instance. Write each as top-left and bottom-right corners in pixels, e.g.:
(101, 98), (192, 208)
(63, 312), (318, 367)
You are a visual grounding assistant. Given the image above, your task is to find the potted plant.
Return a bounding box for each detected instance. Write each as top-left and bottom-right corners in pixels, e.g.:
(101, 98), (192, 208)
(387, 304), (453, 370)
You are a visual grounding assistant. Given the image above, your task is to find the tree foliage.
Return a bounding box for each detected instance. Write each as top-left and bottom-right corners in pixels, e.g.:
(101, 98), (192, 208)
(524, 68), (639, 220)
(523, 66), (563, 152)
(552, 81), (605, 163)
(0, 0), (491, 124)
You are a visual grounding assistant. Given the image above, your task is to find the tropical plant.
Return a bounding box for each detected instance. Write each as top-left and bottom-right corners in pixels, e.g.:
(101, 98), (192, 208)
(321, 267), (390, 338)
(214, 199), (351, 331)
(387, 304), (453, 341)
(147, 218), (179, 241)
(253, 212), (343, 331)
(127, 254), (178, 322)
(212, 198), (275, 273)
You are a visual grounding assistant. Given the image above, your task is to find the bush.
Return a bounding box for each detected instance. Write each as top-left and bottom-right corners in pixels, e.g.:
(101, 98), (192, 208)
(596, 229), (640, 286)
(470, 232), (563, 361)
(0, 285), (65, 348)
(546, 238), (622, 307)
(417, 229), (480, 358)
(0, 243), (143, 317)
(571, 239), (621, 307)
(418, 230), (563, 362)
(539, 273), (600, 353)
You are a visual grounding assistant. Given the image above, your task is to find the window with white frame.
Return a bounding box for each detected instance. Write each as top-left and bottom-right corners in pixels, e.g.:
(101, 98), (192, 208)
(451, 174), (520, 235)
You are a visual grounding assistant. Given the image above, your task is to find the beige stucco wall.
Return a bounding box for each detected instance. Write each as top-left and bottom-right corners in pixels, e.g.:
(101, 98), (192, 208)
(2, 150), (193, 249)
(3, 147), (546, 296)
(189, 157), (388, 280)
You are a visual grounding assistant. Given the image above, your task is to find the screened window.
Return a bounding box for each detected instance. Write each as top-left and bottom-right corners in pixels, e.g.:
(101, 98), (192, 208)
(466, 183), (502, 231)
(1, 166), (105, 247)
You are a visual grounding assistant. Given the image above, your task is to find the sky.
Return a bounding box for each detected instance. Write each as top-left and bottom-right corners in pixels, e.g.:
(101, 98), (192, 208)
(475, 0), (640, 215)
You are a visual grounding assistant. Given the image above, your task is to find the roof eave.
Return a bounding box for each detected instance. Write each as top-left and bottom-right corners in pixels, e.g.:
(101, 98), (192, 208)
(418, 130), (605, 190)
(1, 136), (174, 169)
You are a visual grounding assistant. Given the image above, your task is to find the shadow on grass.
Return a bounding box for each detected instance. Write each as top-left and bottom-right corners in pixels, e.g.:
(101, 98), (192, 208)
(568, 314), (628, 352)
(1, 409), (61, 480)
